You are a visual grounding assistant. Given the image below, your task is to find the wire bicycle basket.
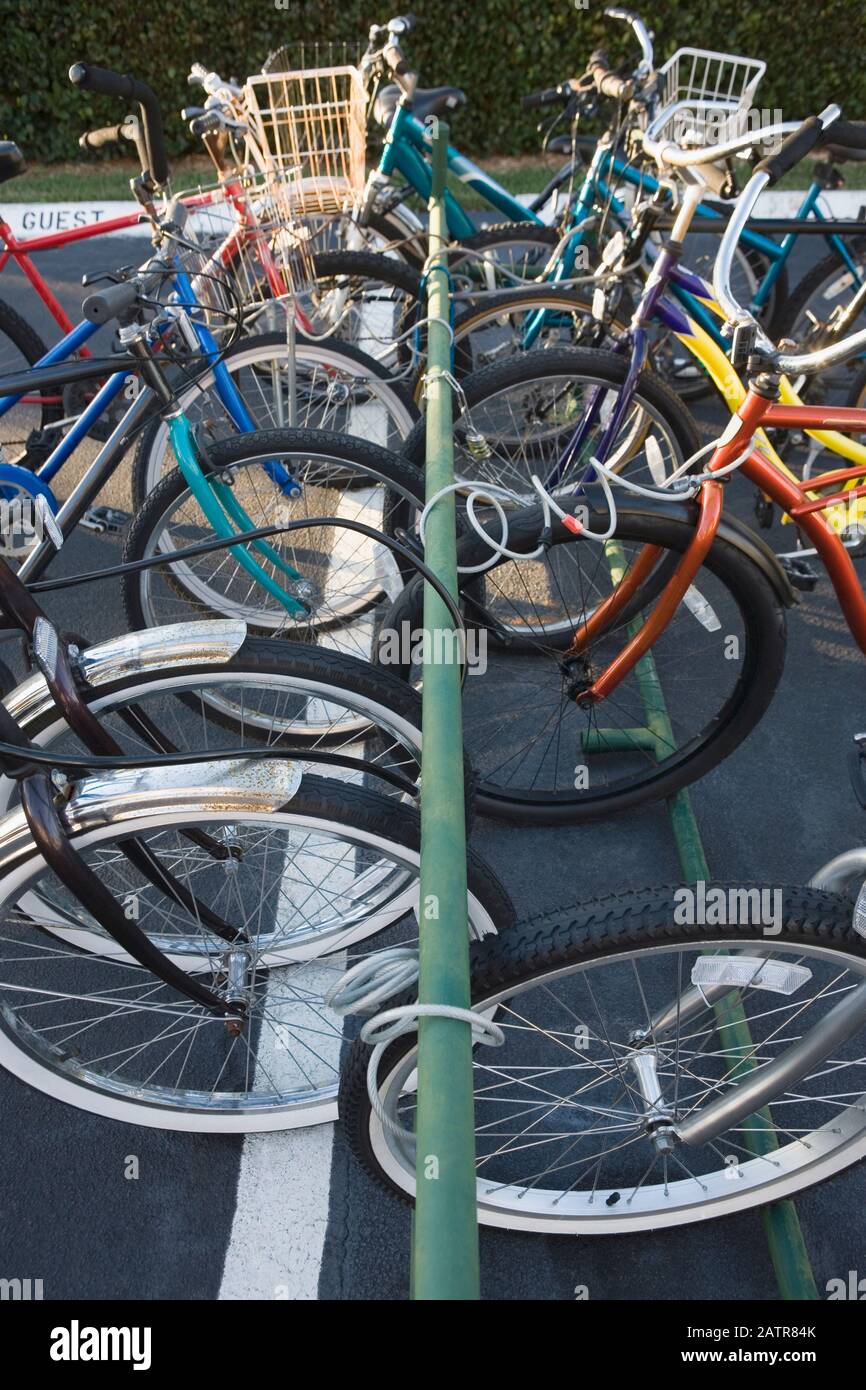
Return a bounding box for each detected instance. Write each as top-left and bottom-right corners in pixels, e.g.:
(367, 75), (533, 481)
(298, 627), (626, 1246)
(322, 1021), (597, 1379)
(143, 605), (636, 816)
(168, 173), (317, 334)
(243, 62), (367, 218)
(649, 47), (767, 147)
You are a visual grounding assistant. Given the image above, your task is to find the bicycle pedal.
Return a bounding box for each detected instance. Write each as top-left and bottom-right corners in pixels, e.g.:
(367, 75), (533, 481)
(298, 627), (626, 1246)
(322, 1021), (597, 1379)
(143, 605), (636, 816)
(80, 506), (130, 535)
(778, 555), (820, 591)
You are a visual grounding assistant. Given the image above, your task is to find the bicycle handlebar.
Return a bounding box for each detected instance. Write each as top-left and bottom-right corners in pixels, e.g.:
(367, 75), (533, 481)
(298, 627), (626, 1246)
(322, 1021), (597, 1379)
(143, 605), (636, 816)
(81, 263), (167, 326)
(709, 106), (866, 374)
(79, 123), (125, 151)
(753, 115), (826, 187)
(187, 64), (244, 100)
(603, 7), (654, 74)
(588, 49), (635, 101)
(69, 62), (169, 187)
(521, 85), (569, 112)
(188, 108), (224, 137)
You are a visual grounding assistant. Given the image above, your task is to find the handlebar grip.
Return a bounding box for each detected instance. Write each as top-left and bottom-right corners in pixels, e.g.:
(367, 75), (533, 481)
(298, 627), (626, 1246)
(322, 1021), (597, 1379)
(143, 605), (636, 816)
(69, 62), (169, 187)
(754, 115), (826, 187)
(188, 63), (208, 86)
(82, 265), (166, 326)
(82, 278), (143, 326)
(588, 50), (634, 101)
(522, 86), (563, 112)
(190, 110), (223, 137)
(817, 119), (866, 151)
(69, 61), (135, 101)
(79, 123), (125, 151)
(390, 13), (419, 30)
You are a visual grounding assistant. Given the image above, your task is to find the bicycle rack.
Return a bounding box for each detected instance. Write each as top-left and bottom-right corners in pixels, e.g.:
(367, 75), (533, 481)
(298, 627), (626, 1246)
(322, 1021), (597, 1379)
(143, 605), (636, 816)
(586, 543), (819, 1301)
(411, 122), (480, 1301)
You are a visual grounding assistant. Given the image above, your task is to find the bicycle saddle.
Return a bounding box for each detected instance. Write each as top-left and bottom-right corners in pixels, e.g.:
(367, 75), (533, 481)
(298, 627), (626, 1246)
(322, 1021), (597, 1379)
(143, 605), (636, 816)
(0, 142), (25, 185)
(546, 132), (599, 158)
(373, 84), (467, 129)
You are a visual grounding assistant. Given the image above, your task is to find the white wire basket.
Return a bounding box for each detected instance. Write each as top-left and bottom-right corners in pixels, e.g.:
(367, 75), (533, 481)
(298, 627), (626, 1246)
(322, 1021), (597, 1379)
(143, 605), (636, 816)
(243, 65), (367, 217)
(166, 174), (317, 335)
(650, 47), (767, 147)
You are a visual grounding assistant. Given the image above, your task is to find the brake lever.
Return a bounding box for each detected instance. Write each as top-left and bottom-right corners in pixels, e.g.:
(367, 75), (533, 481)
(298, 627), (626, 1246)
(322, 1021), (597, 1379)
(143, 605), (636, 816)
(849, 735), (866, 810)
(80, 266), (133, 289)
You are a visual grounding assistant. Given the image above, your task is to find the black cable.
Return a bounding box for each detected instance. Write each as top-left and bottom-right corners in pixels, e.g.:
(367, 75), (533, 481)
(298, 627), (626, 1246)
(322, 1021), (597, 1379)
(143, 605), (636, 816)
(0, 740), (417, 789)
(28, 514), (465, 637)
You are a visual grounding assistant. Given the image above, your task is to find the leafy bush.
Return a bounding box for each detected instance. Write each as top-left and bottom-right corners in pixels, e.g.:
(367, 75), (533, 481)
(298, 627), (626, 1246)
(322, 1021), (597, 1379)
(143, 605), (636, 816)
(0, 0), (862, 163)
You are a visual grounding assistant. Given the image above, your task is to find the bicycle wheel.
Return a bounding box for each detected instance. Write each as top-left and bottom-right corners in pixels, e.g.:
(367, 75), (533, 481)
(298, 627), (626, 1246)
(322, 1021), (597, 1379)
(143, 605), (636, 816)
(450, 284), (630, 378)
(293, 250), (424, 366)
(381, 502), (788, 822)
(131, 331), (418, 505)
(772, 237), (866, 404)
(0, 774), (511, 1131)
(449, 223), (562, 290)
(341, 884), (866, 1231)
(0, 295), (60, 464)
(402, 347), (704, 502)
(123, 428), (424, 654)
(0, 635), (434, 821)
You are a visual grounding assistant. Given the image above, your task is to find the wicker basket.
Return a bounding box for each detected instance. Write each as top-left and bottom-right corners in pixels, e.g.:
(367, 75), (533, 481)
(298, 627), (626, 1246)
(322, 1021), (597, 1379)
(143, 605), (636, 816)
(243, 65), (366, 217)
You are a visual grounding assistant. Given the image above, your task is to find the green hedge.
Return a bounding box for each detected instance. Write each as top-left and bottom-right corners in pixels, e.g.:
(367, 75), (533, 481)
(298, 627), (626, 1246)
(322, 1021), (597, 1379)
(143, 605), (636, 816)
(0, 0), (863, 164)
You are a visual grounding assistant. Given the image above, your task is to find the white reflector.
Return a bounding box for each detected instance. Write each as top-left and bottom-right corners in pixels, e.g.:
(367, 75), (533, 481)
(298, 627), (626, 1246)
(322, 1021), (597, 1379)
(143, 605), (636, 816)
(691, 954), (811, 997)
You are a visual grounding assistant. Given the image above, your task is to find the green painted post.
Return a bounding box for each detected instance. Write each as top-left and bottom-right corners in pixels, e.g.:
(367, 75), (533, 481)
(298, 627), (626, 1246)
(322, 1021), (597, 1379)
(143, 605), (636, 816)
(599, 541), (818, 1300)
(411, 119), (480, 1302)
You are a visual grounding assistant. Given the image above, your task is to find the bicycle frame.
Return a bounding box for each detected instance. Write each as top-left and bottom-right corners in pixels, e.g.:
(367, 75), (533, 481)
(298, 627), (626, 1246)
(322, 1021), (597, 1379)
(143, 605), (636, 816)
(375, 101), (543, 240)
(576, 388), (866, 711)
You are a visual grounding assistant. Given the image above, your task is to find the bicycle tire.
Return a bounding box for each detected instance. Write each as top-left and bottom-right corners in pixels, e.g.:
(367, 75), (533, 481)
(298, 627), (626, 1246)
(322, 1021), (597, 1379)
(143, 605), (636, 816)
(131, 330), (418, 506)
(340, 882), (865, 1230)
(123, 427), (425, 641)
(0, 774), (511, 1131)
(381, 501), (787, 822)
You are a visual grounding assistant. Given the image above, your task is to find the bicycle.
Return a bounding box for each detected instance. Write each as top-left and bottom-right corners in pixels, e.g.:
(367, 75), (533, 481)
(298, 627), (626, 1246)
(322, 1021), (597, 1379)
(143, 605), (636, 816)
(0, 413), (516, 1130)
(0, 65), (418, 488)
(341, 737), (866, 1230)
(378, 106), (866, 825)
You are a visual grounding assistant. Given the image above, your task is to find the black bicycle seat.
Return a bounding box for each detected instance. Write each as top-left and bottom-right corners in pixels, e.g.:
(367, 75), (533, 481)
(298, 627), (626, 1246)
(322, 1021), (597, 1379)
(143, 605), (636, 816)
(373, 84), (467, 129)
(816, 120), (866, 164)
(0, 142), (25, 186)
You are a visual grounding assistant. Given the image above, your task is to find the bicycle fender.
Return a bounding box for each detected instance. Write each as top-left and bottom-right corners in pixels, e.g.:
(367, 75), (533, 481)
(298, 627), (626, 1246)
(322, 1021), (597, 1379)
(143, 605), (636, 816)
(3, 619), (248, 731)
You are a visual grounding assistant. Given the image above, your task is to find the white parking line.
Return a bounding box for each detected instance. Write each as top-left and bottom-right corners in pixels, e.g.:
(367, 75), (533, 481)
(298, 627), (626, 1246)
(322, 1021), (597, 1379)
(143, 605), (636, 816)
(219, 486), (390, 1298)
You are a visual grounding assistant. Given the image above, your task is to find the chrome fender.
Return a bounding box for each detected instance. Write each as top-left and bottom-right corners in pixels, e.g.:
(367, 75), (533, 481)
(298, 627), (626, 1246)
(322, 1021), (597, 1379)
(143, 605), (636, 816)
(0, 756), (302, 880)
(3, 619), (247, 730)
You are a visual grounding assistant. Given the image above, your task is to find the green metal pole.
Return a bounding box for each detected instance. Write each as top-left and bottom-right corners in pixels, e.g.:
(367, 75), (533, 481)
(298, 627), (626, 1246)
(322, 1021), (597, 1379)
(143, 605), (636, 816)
(411, 119), (480, 1302)
(601, 541), (818, 1300)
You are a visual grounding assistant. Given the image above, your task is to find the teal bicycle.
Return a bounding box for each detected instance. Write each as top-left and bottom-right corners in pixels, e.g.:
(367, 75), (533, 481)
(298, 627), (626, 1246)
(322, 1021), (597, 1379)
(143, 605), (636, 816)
(355, 8), (865, 353)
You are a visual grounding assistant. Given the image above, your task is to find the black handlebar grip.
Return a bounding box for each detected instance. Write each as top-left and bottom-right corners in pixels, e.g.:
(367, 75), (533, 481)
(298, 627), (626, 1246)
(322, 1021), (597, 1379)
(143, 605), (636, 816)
(521, 87), (563, 112)
(69, 62), (169, 188)
(79, 123), (125, 151)
(190, 110), (222, 137)
(82, 278), (142, 326)
(754, 115), (826, 187)
(817, 119), (866, 152)
(69, 61), (135, 101)
(392, 13), (419, 30)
